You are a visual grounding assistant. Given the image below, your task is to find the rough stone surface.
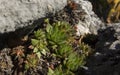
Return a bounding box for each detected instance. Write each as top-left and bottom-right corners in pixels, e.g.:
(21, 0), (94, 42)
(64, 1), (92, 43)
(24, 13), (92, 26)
(96, 24), (120, 51)
(0, 0), (67, 33)
(86, 24), (120, 75)
(74, 0), (104, 36)
(53, 0), (104, 36)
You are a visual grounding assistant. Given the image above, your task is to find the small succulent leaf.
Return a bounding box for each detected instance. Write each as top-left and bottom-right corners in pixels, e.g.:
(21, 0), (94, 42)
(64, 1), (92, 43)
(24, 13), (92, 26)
(25, 64), (29, 70)
(46, 24), (53, 33)
(44, 18), (49, 24)
(36, 52), (41, 59)
(48, 67), (54, 75)
(33, 47), (38, 53)
(31, 39), (39, 46)
(41, 49), (46, 55)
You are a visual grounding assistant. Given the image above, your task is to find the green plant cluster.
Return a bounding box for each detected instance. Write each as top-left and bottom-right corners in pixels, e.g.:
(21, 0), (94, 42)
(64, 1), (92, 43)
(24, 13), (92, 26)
(31, 19), (92, 75)
(25, 54), (39, 70)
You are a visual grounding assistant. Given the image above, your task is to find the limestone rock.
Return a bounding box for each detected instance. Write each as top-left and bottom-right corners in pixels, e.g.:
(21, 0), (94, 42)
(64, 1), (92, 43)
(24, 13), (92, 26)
(96, 24), (120, 51)
(74, 0), (104, 36)
(0, 0), (67, 33)
(53, 0), (104, 36)
(87, 24), (120, 75)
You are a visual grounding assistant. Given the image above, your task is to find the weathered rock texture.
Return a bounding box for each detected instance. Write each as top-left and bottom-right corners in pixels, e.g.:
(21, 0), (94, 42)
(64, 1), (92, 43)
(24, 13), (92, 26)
(86, 24), (120, 75)
(0, 0), (67, 33)
(75, 0), (104, 36)
(96, 24), (120, 51)
(53, 0), (104, 36)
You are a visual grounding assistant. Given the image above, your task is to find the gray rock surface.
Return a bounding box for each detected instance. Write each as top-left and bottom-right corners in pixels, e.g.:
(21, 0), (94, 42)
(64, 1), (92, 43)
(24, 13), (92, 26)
(74, 0), (104, 36)
(53, 0), (104, 36)
(0, 0), (67, 33)
(96, 24), (120, 51)
(87, 24), (120, 75)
